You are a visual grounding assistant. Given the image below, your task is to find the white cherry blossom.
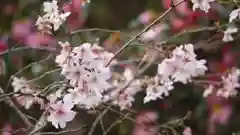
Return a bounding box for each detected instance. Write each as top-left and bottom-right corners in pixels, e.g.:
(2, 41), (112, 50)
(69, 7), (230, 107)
(204, 68), (240, 99)
(47, 89), (63, 104)
(191, 0), (215, 13)
(203, 85), (214, 97)
(11, 77), (43, 109)
(158, 44), (207, 84)
(146, 44), (207, 103)
(144, 77), (174, 103)
(223, 26), (238, 42)
(55, 42), (112, 109)
(43, 0), (59, 13)
(47, 101), (76, 129)
(36, 0), (71, 31)
(217, 68), (240, 98)
(229, 8), (240, 23)
(108, 68), (141, 109)
(55, 41), (72, 66)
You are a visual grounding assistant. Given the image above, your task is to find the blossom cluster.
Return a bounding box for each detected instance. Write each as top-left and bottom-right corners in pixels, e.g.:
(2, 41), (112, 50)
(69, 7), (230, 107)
(35, 0), (71, 33)
(144, 44), (208, 103)
(22, 0), (240, 130)
(56, 41), (112, 106)
(45, 41), (114, 128)
(204, 68), (240, 98)
(107, 68), (142, 110)
(11, 77), (44, 109)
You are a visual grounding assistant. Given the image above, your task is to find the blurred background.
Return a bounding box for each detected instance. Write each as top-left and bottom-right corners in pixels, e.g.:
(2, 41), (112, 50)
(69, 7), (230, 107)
(1, 0), (240, 135)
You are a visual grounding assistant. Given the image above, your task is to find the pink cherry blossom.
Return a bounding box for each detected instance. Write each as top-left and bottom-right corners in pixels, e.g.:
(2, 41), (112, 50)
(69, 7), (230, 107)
(47, 101), (76, 129)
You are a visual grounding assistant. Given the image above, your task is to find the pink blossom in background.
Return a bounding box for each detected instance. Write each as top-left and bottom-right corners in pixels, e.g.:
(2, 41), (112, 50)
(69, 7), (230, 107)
(162, 0), (191, 16)
(206, 95), (232, 135)
(2, 123), (12, 135)
(25, 32), (56, 49)
(12, 19), (57, 49)
(0, 40), (7, 52)
(63, 0), (86, 31)
(169, 15), (185, 32)
(132, 111), (159, 135)
(138, 10), (156, 25)
(162, 0), (220, 33)
(140, 24), (165, 41)
(183, 127), (192, 135)
(220, 45), (237, 67)
(12, 19), (32, 43)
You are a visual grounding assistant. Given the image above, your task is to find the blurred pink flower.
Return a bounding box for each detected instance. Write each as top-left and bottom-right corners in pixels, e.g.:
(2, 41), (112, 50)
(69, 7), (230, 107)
(162, 0), (191, 16)
(12, 19), (56, 49)
(25, 32), (56, 49)
(183, 127), (192, 135)
(132, 111), (159, 135)
(2, 123), (12, 135)
(138, 11), (156, 25)
(207, 95), (232, 135)
(12, 19), (32, 43)
(220, 45), (236, 67)
(63, 0), (86, 31)
(140, 24), (165, 41)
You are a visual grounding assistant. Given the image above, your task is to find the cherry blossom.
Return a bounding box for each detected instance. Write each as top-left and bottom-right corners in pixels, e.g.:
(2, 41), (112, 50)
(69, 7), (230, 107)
(106, 68), (141, 110)
(158, 44), (207, 84)
(144, 76), (174, 103)
(183, 127), (192, 135)
(36, 0), (71, 32)
(43, 0), (59, 13)
(11, 77), (44, 109)
(76, 92), (102, 109)
(217, 68), (240, 98)
(222, 26), (238, 42)
(191, 0), (215, 13)
(203, 85), (214, 97)
(204, 68), (240, 98)
(229, 8), (240, 23)
(47, 101), (76, 129)
(140, 24), (165, 41)
(145, 44), (207, 103)
(47, 89), (63, 104)
(55, 42), (112, 109)
(55, 41), (72, 66)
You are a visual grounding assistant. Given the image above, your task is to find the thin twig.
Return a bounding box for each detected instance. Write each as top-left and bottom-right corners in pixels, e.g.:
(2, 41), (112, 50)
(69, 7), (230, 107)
(105, 0), (185, 66)
(40, 81), (65, 96)
(4, 55), (53, 93)
(87, 106), (109, 135)
(71, 28), (122, 35)
(38, 125), (87, 135)
(28, 68), (61, 82)
(0, 86), (32, 128)
(103, 113), (131, 135)
(0, 91), (19, 99)
(0, 46), (56, 56)
(98, 111), (106, 133)
(0, 127), (28, 135)
(103, 105), (162, 135)
(28, 110), (48, 135)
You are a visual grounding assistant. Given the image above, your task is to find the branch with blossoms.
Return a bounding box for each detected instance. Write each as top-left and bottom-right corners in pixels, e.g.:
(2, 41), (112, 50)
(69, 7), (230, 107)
(2, 0), (240, 135)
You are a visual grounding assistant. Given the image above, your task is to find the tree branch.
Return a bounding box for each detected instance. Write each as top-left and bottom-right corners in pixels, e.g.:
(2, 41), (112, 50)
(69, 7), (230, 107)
(105, 0), (186, 66)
